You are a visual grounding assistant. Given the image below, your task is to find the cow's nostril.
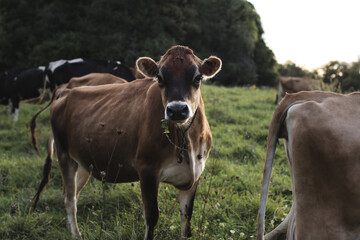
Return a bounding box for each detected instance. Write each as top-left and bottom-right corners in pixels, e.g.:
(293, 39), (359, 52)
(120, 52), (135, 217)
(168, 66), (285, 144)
(167, 107), (174, 117)
(181, 106), (189, 117)
(166, 102), (190, 121)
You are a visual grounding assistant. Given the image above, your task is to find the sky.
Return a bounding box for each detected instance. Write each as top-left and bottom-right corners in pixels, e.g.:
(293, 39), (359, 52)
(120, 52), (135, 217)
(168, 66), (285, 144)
(248, 0), (360, 70)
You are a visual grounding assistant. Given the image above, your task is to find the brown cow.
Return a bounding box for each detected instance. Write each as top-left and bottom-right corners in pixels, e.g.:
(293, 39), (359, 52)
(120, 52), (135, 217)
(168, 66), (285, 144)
(31, 46), (222, 239)
(276, 77), (320, 104)
(257, 91), (360, 240)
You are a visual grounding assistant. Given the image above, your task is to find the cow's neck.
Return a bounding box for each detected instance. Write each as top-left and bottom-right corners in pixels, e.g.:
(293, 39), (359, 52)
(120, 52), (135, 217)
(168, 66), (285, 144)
(171, 97), (206, 164)
(175, 108), (198, 163)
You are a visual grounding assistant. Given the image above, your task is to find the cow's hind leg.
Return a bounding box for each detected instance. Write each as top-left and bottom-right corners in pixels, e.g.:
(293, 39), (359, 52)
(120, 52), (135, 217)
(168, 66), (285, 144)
(264, 202), (295, 240)
(139, 170), (159, 240)
(178, 180), (199, 239)
(58, 151), (81, 238)
(75, 165), (91, 201)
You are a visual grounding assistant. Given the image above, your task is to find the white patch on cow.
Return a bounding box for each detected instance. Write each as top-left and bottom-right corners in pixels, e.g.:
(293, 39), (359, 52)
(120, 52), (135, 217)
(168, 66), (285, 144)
(45, 74), (50, 83)
(68, 58), (84, 64)
(48, 59), (67, 73)
(48, 58), (83, 73)
(179, 189), (192, 228)
(179, 193), (192, 214)
(113, 66), (118, 71)
(38, 66), (46, 71)
(14, 108), (19, 122)
(13, 77), (17, 81)
(116, 61), (121, 65)
(65, 196), (79, 236)
(144, 224), (150, 240)
(160, 155), (194, 188)
(160, 143), (207, 189)
(193, 144), (207, 181)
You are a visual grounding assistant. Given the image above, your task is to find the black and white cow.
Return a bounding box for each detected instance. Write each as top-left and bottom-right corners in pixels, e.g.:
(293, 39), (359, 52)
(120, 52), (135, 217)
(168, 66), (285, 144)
(46, 58), (135, 90)
(0, 66), (48, 121)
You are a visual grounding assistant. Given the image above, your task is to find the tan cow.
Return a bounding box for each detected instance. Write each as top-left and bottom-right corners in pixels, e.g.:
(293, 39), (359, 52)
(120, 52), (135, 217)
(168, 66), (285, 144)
(257, 91), (360, 240)
(31, 46), (222, 240)
(276, 77), (321, 104)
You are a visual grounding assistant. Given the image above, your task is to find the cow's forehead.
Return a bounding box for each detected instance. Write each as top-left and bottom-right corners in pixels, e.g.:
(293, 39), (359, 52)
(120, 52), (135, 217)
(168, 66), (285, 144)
(159, 46), (200, 67)
(160, 64), (197, 80)
(159, 46), (201, 77)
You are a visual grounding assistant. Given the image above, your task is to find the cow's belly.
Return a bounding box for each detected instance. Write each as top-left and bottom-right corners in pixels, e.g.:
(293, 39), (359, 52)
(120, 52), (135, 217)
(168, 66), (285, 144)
(71, 152), (139, 183)
(67, 134), (140, 184)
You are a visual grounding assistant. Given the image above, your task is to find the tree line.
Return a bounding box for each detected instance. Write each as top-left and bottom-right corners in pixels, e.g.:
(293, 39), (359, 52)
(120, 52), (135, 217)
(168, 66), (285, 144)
(0, 0), (278, 86)
(1, 0), (359, 90)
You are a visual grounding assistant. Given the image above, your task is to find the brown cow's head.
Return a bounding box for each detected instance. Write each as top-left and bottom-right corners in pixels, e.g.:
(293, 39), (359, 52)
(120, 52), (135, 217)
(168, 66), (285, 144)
(136, 45), (222, 124)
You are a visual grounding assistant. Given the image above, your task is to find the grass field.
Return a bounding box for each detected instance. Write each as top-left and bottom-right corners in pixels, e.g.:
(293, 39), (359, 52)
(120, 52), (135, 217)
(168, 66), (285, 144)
(0, 84), (292, 240)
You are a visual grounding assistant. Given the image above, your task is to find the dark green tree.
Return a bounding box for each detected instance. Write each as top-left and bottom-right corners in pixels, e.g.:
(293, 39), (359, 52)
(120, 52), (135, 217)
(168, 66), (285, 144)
(0, 0), (277, 87)
(278, 61), (307, 77)
(253, 38), (278, 86)
(322, 61), (348, 91)
(185, 0), (273, 86)
(340, 60), (360, 92)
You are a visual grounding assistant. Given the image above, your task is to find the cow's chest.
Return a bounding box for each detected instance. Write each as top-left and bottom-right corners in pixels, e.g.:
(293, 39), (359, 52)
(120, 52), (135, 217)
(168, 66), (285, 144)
(159, 142), (208, 190)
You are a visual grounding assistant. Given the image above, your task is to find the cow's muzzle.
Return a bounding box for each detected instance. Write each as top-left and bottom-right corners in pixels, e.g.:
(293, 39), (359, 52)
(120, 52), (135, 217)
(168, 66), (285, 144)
(165, 102), (191, 122)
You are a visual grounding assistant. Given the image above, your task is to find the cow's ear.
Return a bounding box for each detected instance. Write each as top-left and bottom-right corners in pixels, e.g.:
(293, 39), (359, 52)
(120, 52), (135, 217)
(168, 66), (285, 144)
(200, 56), (222, 79)
(136, 57), (159, 78)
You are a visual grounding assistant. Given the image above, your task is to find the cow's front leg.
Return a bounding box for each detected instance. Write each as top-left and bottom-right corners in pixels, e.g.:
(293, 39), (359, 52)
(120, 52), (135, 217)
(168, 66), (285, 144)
(178, 180), (199, 239)
(140, 171), (159, 240)
(10, 96), (19, 121)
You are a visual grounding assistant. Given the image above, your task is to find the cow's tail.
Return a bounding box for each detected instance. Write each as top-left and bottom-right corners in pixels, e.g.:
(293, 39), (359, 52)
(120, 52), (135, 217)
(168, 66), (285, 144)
(31, 134), (54, 211)
(277, 81), (284, 105)
(30, 89), (57, 155)
(256, 99), (290, 240)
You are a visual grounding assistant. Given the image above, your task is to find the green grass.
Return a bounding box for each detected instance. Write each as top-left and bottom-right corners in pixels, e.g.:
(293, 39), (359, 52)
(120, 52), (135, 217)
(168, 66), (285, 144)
(0, 85), (291, 240)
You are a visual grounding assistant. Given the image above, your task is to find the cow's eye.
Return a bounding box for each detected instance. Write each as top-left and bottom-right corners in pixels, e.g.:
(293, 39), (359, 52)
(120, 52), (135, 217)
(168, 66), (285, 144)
(157, 75), (165, 87)
(194, 75), (202, 86)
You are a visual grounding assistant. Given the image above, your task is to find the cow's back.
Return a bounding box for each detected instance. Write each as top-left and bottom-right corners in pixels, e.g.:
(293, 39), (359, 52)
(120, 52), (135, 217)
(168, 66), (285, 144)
(66, 73), (127, 89)
(285, 92), (360, 239)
